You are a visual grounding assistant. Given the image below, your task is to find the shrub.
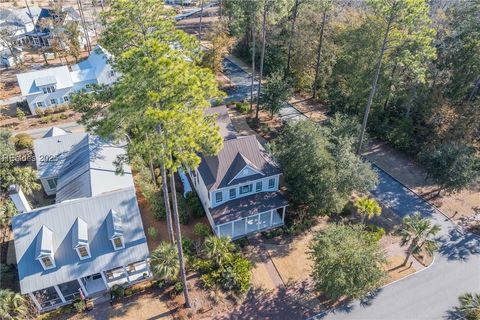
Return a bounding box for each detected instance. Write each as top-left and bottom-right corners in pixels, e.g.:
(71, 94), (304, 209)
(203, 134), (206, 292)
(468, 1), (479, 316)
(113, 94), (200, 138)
(34, 107), (45, 117)
(51, 114), (61, 122)
(60, 113), (69, 120)
(213, 97), (224, 106)
(186, 192), (204, 218)
(16, 108), (26, 120)
(73, 300), (85, 313)
(44, 107), (54, 115)
(219, 254), (252, 293)
(182, 237), (195, 258)
(110, 284), (125, 298)
(235, 237), (248, 248)
(366, 224), (385, 242)
(193, 223), (211, 238)
(13, 133), (33, 150)
(235, 101), (249, 114)
(176, 192), (190, 224)
(174, 281), (184, 293)
(148, 226), (158, 240)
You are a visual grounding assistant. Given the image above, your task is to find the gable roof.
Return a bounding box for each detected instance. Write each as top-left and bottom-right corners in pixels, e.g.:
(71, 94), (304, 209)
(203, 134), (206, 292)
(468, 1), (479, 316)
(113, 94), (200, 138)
(33, 132), (87, 179)
(34, 225), (53, 259)
(205, 106), (236, 141)
(70, 45), (111, 83)
(16, 66), (73, 96)
(43, 126), (68, 138)
(54, 135), (134, 203)
(197, 136), (281, 191)
(12, 187), (149, 294)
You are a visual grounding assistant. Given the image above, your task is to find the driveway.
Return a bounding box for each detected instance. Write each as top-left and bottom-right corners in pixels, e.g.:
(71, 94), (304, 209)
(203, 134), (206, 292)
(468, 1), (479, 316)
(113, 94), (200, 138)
(222, 57), (307, 122)
(14, 121), (85, 139)
(311, 168), (480, 320)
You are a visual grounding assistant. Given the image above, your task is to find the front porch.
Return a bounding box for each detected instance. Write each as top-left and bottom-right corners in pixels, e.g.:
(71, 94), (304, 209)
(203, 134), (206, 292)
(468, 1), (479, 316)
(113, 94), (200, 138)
(28, 258), (151, 312)
(215, 206), (286, 239)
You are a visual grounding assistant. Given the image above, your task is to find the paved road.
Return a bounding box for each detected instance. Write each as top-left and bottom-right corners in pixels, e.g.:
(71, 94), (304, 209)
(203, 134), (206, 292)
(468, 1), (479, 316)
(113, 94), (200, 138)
(311, 169), (480, 320)
(222, 57), (307, 122)
(14, 121), (85, 139)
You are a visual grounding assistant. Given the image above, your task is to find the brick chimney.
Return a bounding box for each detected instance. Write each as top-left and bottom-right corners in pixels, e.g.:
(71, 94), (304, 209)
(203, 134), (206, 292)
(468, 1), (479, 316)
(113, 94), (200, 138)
(8, 185), (32, 213)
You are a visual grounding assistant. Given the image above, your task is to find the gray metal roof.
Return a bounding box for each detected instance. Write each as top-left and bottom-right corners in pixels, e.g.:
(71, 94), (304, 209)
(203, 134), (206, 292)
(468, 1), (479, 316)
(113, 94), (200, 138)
(205, 106), (237, 141)
(72, 218), (88, 248)
(33, 132), (87, 179)
(106, 209), (124, 239)
(33, 130), (134, 203)
(197, 135), (281, 191)
(12, 188), (149, 294)
(16, 66), (73, 96)
(55, 135), (134, 203)
(43, 126), (68, 138)
(34, 75), (56, 87)
(34, 226), (53, 259)
(210, 192), (288, 225)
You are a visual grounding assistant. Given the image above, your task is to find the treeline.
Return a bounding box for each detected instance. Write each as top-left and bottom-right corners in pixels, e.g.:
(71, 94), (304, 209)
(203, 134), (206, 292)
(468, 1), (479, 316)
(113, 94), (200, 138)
(223, 0), (479, 154)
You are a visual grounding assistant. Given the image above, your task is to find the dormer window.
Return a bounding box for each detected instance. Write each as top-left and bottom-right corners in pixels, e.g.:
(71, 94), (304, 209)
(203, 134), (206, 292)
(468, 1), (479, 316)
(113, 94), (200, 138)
(40, 256), (55, 269)
(112, 236), (124, 250)
(72, 218), (90, 260)
(42, 85), (56, 94)
(35, 226), (56, 270)
(107, 209), (124, 251)
(215, 192), (223, 203)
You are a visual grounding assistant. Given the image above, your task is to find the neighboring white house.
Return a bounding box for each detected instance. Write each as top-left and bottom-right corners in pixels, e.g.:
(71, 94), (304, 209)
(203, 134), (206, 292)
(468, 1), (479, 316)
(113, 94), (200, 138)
(0, 6), (92, 48)
(16, 45), (118, 114)
(10, 127), (150, 313)
(188, 106), (288, 239)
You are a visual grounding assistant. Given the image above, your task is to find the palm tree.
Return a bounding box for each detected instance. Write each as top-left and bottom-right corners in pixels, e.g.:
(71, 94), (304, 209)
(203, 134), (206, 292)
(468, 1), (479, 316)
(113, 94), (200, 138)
(354, 196), (381, 224)
(398, 212), (441, 266)
(457, 292), (480, 320)
(150, 242), (179, 282)
(202, 236), (235, 267)
(0, 289), (29, 320)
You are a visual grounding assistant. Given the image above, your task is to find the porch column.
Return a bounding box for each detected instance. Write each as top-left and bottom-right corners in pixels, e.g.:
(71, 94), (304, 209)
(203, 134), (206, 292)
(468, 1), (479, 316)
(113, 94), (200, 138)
(244, 218), (247, 235)
(256, 213), (260, 230)
(231, 222), (234, 238)
(28, 293), (42, 311)
(123, 266), (131, 283)
(54, 285), (66, 303)
(77, 278), (88, 296)
(216, 226), (220, 236)
(270, 210), (274, 227)
(282, 206), (286, 223)
(100, 271), (109, 288)
(145, 259), (152, 277)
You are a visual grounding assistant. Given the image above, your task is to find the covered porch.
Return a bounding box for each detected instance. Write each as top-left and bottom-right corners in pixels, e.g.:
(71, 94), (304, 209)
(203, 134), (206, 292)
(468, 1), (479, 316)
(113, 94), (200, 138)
(210, 192), (288, 239)
(27, 258), (151, 312)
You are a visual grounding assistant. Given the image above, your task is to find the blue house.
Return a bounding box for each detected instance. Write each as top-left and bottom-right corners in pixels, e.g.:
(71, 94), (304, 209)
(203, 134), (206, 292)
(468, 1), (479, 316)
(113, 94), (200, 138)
(10, 128), (150, 312)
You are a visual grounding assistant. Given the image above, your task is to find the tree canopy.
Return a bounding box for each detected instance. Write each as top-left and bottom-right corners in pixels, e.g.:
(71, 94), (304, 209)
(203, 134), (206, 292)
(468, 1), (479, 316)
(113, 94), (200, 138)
(309, 223), (387, 300)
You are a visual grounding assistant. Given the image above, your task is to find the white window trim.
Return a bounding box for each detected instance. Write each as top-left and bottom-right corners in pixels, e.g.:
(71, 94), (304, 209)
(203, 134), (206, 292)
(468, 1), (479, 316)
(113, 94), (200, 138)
(215, 191), (223, 203)
(39, 255), (56, 270)
(268, 178), (276, 189)
(229, 188), (236, 199)
(111, 236), (125, 251)
(75, 245), (91, 260)
(256, 181), (262, 192)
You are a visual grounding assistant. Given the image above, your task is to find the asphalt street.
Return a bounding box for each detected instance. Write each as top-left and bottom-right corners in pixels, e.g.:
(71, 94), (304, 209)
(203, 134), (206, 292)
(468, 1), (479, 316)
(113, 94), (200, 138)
(311, 169), (480, 320)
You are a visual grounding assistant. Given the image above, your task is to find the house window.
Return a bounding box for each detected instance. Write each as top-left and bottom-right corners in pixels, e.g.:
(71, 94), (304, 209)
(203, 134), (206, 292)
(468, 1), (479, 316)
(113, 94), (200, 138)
(40, 256), (55, 269)
(268, 178), (275, 189)
(42, 87), (47, 94)
(63, 96), (69, 102)
(229, 188), (236, 199)
(112, 236), (124, 250)
(215, 192), (223, 203)
(50, 98), (57, 105)
(240, 184), (252, 195)
(36, 101), (44, 107)
(109, 70), (115, 77)
(256, 181), (262, 192)
(47, 178), (57, 189)
(51, 86), (56, 92)
(76, 246), (90, 259)
(46, 87), (51, 93)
